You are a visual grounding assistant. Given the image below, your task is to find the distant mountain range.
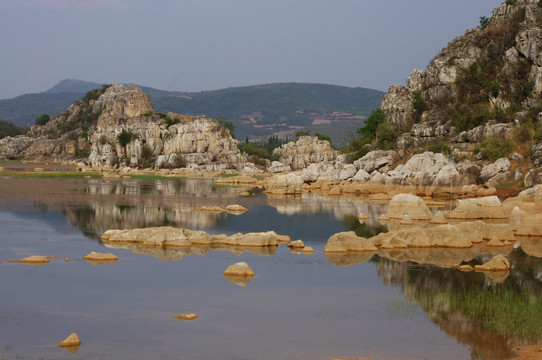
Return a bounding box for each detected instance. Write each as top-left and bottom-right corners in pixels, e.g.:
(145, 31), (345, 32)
(0, 79), (384, 144)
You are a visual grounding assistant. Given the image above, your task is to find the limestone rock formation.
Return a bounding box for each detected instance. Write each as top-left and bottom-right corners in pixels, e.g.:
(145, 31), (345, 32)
(8, 255), (50, 264)
(82, 251), (119, 264)
(0, 84), (250, 171)
(271, 136), (336, 170)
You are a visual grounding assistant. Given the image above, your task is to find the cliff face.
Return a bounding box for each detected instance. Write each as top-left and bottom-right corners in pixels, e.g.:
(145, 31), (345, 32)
(0, 84), (250, 171)
(382, 0), (542, 149)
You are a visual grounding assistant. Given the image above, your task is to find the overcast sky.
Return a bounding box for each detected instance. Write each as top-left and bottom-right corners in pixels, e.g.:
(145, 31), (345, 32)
(0, 0), (503, 99)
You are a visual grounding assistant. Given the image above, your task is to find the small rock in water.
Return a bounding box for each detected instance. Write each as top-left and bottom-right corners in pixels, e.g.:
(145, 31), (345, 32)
(64, 258), (70, 262)
(82, 252), (119, 264)
(287, 240), (305, 249)
(303, 246), (314, 254)
(225, 204), (248, 213)
(195, 206), (224, 212)
(172, 313), (199, 321)
(223, 262), (255, 277)
(358, 212), (369, 220)
(58, 332), (81, 353)
(8, 256), (50, 265)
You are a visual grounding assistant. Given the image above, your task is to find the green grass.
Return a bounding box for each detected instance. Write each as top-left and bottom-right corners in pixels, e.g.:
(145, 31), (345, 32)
(0, 160), (23, 164)
(0, 171), (102, 179)
(218, 173), (240, 178)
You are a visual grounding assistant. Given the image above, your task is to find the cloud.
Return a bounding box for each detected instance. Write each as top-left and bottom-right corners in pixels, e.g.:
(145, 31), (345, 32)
(12, 0), (131, 12)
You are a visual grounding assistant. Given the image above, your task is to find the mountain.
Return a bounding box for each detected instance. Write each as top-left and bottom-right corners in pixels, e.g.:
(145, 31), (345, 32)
(45, 79), (103, 94)
(0, 81), (384, 145)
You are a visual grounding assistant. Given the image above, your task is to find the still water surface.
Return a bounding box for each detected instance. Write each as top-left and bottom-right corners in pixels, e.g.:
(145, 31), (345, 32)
(0, 177), (541, 360)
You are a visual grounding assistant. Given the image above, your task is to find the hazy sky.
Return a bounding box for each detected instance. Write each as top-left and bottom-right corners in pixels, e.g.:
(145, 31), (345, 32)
(0, 0), (503, 99)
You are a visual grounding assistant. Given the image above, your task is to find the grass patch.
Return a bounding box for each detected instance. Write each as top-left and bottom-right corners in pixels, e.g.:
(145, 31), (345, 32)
(218, 173), (240, 178)
(0, 160), (24, 164)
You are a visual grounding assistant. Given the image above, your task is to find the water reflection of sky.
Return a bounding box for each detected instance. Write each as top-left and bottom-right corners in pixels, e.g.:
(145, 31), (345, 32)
(0, 177), (540, 359)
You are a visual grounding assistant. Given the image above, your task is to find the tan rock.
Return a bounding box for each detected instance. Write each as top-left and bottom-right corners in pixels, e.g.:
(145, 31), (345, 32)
(64, 258), (70, 262)
(487, 236), (506, 247)
(223, 262), (255, 277)
(8, 255), (50, 264)
(172, 313), (198, 321)
(287, 240), (305, 248)
(0, 167), (4, 171)
(475, 254), (511, 271)
(430, 211), (448, 224)
(358, 212), (369, 220)
(385, 193), (432, 220)
(371, 224), (472, 249)
(448, 196), (507, 219)
(457, 264), (474, 271)
(58, 333), (81, 347)
(324, 231), (378, 252)
(33, 167), (45, 172)
(225, 204), (248, 213)
(82, 252), (119, 264)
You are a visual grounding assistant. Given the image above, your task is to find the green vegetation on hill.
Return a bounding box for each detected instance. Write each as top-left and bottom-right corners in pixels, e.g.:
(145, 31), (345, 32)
(0, 119), (28, 139)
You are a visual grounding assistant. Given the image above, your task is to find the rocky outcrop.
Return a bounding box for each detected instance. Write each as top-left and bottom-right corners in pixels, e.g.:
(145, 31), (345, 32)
(101, 227), (282, 248)
(271, 136), (336, 171)
(0, 84), (251, 171)
(223, 262), (255, 277)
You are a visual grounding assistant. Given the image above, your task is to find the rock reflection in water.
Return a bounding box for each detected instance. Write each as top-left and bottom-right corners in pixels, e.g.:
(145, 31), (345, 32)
(376, 249), (542, 360)
(104, 242), (277, 261)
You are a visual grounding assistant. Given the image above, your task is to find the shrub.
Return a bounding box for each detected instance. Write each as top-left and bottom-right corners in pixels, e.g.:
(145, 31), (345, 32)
(158, 112), (178, 127)
(315, 133), (331, 143)
(295, 130), (310, 138)
(74, 148), (90, 159)
(35, 114), (51, 126)
(477, 135), (517, 161)
(357, 108), (387, 140)
(216, 116), (235, 138)
(173, 154), (187, 168)
(427, 140), (452, 155)
(0, 119), (28, 139)
(412, 91), (427, 115)
(479, 16), (490, 29)
(506, 0), (516, 5)
(117, 129), (134, 148)
(99, 134), (108, 145)
(513, 80), (535, 103)
(375, 122), (397, 150)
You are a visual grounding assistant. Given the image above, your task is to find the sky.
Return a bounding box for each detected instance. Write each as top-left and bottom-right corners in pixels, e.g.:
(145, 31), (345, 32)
(0, 0), (504, 99)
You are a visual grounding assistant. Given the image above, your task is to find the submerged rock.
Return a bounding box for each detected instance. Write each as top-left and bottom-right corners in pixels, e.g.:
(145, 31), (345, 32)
(225, 204), (248, 213)
(287, 240), (305, 249)
(82, 252), (119, 264)
(8, 255), (50, 265)
(172, 313), (199, 321)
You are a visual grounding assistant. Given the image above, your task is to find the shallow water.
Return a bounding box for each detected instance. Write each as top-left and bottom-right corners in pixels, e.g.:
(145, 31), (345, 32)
(0, 177), (541, 360)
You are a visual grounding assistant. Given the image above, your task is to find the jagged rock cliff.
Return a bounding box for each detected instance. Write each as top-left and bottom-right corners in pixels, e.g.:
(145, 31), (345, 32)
(382, 0), (542, 149)
(0, 84), (252, 171)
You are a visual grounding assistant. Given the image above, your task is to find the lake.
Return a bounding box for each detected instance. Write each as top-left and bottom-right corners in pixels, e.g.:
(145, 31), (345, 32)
(0, 176), (541, 360)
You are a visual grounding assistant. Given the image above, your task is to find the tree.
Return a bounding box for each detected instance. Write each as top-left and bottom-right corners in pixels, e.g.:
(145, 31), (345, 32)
(216, 116), (235, 138)
(357, 109), (387, 140)
(35, 114), (51, 126)
(117, 128), (134, 148)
